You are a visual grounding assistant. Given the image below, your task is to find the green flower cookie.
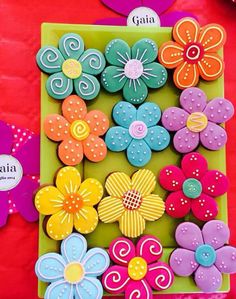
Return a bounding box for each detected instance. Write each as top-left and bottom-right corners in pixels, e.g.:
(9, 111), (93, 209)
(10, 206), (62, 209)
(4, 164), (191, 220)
(101, 39), (168, 104)
(36, 33), (106, 100)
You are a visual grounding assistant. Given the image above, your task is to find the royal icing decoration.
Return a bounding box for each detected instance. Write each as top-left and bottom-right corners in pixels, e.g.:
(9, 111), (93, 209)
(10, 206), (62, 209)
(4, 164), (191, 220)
(170, 221), (236, 292)
(102, 235), (174, 299)
(105, 101), (170, 167)
(35, 233), (110, 299)
(98, 169), (165, 238)
(35, 166), (103, 240)
(101, 39), (167, 104)
(161, 87), (234, 153)
(44, 95), (109, 165)
(36, 33), (105, 100)
(158, 18), (226, 89)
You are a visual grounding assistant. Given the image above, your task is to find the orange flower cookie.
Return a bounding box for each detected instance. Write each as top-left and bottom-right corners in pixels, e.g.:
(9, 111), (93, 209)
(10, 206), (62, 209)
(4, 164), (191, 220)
(44, 95), (109, 165)
(35, 166), (103, 240)
(158, 18), (226, 89)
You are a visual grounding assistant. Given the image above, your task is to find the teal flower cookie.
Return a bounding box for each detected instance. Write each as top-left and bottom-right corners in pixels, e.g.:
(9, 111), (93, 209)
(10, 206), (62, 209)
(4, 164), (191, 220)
(36, 33), (106, 100)
(101, 39), (168, 104)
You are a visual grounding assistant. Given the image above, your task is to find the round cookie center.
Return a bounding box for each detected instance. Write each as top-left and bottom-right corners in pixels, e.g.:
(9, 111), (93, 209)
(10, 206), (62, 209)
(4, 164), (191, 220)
(62, 59), (82, 79)
(195, 244), (216, 267)
(187, 112), (208, 133)
(70, 120), (90, 141)
(64, 262), (84, 284)
(63, 193), (84, 213)
(129, 121), (147, 139)
(128, 257), (147, 280)
(183, 178), (202, 199)
(184, 43), (204, 63)
(124, 59), (144, 79)
(122, 189), (143, 210)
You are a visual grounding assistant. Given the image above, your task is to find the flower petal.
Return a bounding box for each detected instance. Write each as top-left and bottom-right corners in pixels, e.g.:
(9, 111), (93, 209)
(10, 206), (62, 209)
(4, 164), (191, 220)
(105, 39), (131, 67)
(199, 24), (226, 52)
(56, 166), (81, 196)
(202, 220), (230, 250)
(113, 101), (137, 128)
(143, 0), (175, 14)
(109, 237), (135, 266)
(83, 134), (107, 162)
(131, 39), (158, 64)
(181, 152), (208, 180)
(58, 137), (83, 166)
(102, 265), (130, 294)
(101, 66), (127, 93)
(84, 110), (109, 136)
(161, 107), (189, 131)
(123, 78), (148, 105)
(127, 139), (152, 167)
(173, 127), (200, 153)
(137, 102), (161, 126)
(159, 166), (185, 192)
(194, 265), (222, 292)
(0, 192), (10, 227)
(74, 73), (100, 101)
(82, 248), (110, 276)
(35, 253), (66, 282)
(191, 194), (218, 221)
(203, 98), (234, 124)
(139, 194), (165, 221)
(132, 169), (156, 196)
(75, 277), (103, 299)
(59, 33), (84, 60)
(180, 87), (207, 113)
(105, 127), (132, 152)
(144, 126), (170, 151)
(201, 170), (228, 197)
(61, 233), (87, 263)
(125, 280), (152, 299)
(158, 41), (184, 69)
(36, 46), (64, 74)
(44, 114), (70, 141)
(74, 206), (98, 234)
(119, 210), (145, 238)
(173, 62), (200, 89)
(46, 72), (73, 100)
(215, 246), (236, 274)
(173, 18), (200, 46)
(98, 196), (125, 223)
(160, 11), (197, 27)
(141, 62), (168, 89)
(44, 280), (73, 299)
(0, 121), (13, 154)
(165, 191), (191, 218)
(146, 262), (174, 290)
(78, 178), (103, 206)
(200, 122), (227, 150)
(101, 0), (141, 17)
(198, 53), (224, 81)
(95, 17), (127, 26)
(47, 211), (74, 240)
(170, 248), (198, 276)
(105, 172), (131, 197)
(79, 49), (105, 75)
(136, 235), (163, 263)
(61, 95), (87, 123)
(175, 222), (204, 250)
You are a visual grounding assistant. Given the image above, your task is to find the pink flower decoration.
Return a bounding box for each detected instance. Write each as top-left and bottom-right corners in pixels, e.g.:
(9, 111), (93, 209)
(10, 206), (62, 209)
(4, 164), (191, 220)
(102, 235), (174, 299)
(159, 152), (228, 221)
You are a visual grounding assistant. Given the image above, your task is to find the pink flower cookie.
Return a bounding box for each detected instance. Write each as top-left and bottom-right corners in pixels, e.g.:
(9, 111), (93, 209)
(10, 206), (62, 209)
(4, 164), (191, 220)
(162, 87), (234, 153)
(159, 152), (228, 221)
(170, 220), (236, 292)
(102, 235), (174, 299)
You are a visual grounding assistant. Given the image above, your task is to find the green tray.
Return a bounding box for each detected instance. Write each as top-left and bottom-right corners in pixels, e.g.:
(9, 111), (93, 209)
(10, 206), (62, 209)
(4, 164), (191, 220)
(39, 23), (229, 297)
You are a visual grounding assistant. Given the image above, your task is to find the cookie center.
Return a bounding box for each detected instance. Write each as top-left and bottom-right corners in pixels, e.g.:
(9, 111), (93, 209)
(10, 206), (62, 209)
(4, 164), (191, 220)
(124, 59), (144, 79)
(128, 257), (147, 280)
(64, 262), (84, 284)
(183, 178), (202, 199)
(62, 59), (82, 79)
(195, 244), (216, 267)
(63, 193), (84, 213)
(70, 120), (90, 141)
(184, 43), (204, 63)
(187, 112), (208, 132)
(129, 121), (147, 139)
(122, 189), (143, 210)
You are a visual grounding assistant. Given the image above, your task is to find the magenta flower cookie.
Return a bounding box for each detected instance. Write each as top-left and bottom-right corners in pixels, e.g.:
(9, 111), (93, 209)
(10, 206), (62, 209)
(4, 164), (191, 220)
(170, 220), (236, 292)
(0, 120), (39, 226)
(162, 87), (234, 153)
(159, 152), (228, 221)
(102, 235), (174, 299)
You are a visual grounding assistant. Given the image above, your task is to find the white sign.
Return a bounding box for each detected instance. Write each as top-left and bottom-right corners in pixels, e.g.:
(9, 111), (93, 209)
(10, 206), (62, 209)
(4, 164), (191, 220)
(127, 7), (161, 27)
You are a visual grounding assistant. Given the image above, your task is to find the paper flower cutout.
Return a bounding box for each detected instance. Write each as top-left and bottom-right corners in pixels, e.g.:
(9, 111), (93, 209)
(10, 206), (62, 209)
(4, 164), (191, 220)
(102, 235), (174, 299)
(44, 95), (109, 165)
(162, 87), (234, 153)
(36, 33), (105, 100)
(159, 18), (226, 89)
(0, 120), (39, 227)
(159, 152), (228, 221)
(101, 39), (167, 104)
(170, 220), (236, 292)
(105, 101), (170, 167)
(98, 169), (165, 238)
(35, 166), (103, 240)
(35, 233), (110, 299)
(96, 0), (195, 27)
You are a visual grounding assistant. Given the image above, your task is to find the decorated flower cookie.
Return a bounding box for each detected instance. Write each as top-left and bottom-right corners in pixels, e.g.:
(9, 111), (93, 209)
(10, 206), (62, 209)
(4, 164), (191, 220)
(98, 169), (165, 238)
(35, 233), (110, 299)
(102, 235), (174, 298)
(0, 120), (39, 226)
(159, 152), (228, 221)
(105, 101), (170, 167)
(158, 18), (226, 89)
(44, 95), (109, 165)
(35, 166), (103, 240)
(162, 87), (234, 153)
(101, 38), (167, 104)
(170, 220), (236, 292)
(36, 33), (105, 100)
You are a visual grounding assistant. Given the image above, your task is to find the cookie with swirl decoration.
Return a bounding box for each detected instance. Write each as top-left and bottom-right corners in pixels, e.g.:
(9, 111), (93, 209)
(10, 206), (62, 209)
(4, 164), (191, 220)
(36, 33), (106, 100)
